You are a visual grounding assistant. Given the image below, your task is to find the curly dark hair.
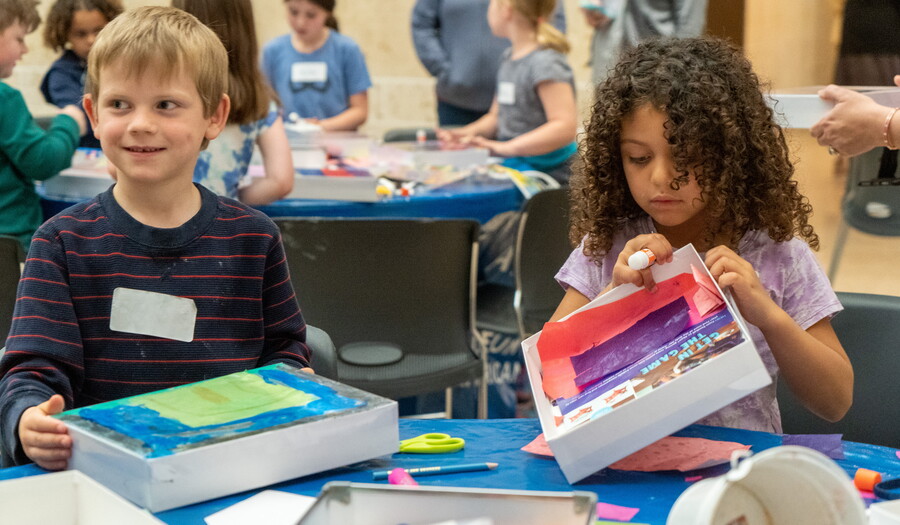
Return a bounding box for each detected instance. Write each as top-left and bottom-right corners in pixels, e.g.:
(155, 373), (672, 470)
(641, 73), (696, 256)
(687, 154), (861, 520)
(43, 0), (123, 53)
(570, 36), (817, 260)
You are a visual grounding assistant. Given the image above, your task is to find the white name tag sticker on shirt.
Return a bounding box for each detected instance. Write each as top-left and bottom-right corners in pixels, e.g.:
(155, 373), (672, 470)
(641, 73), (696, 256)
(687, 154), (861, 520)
(497, 81), (516, 105)
(109, 287), (197, 342)
(291, 62), (328, 83)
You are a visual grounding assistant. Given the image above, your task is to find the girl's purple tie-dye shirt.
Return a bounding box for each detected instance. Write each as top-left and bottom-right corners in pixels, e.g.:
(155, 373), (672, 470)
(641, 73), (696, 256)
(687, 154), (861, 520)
(555, 216), (841, 433)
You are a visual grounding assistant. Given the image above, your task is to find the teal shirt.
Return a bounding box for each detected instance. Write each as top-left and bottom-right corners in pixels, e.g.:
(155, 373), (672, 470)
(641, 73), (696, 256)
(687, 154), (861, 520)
(0, 82), (80, 250)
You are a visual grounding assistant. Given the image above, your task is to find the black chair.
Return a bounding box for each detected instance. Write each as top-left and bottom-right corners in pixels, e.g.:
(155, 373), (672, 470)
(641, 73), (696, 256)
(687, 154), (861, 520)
(274, 218), (488, 418)
(828, 148), (900, 282)
(0, 236), (24, 347)
(476, 188), (571, 339)
(777, 291), (900, 448)
(306, 325), (338, 379)
(382, 128), (438, 143)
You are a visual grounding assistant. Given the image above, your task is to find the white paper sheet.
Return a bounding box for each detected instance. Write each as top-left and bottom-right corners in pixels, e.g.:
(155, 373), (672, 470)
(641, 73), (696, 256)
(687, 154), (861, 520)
(205, 490), (315, 525)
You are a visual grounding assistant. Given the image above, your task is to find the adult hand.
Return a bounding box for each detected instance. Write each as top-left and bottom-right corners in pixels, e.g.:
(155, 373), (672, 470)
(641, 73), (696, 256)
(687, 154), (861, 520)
(810, 85), (890, 156)
(18, 395), (71, 470)
(610, 233), (674, 293)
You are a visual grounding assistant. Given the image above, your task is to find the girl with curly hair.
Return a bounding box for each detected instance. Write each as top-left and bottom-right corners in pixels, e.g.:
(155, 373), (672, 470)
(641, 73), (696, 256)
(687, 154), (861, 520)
(40, 0), (122, 148)
(551, 37), (853, 432)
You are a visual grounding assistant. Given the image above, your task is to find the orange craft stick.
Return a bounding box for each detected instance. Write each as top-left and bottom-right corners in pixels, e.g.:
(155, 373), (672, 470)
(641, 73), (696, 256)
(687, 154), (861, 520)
(854, 468), (882, 491)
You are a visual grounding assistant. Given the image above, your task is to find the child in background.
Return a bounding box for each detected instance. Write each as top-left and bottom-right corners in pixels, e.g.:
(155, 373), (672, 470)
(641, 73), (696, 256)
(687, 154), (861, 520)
(262, 0), (370, 132)
(0, 6), (311, 470)
(0, 0), (86, 252)
(551, 37), (853, 432)
(438, 0), (577, 183)
(411, 0), (566, 127)
(41, 0), (122, 148)
(173, 0), (294, 205)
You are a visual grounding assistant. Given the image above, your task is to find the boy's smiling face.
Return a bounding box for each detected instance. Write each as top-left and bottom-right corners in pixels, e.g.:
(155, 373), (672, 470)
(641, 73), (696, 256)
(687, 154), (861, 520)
(84, 59), (228, 187)
(0, 22), (29, 79)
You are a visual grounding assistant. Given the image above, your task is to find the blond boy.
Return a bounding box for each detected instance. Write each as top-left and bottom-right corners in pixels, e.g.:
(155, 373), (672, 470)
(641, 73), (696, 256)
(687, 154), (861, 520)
(0, 6), (311, 469)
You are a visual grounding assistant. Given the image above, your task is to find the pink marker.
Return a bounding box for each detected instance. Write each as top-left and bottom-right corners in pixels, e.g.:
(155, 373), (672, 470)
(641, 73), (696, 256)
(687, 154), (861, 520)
(387, 467), (419, 486)
(628, 248), (657, 270)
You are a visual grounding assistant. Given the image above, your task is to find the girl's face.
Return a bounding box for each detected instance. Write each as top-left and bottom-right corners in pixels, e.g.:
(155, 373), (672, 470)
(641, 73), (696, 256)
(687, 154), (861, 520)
(68, 9), (108, 60)
(486, 0), (509, 38)
(285, 0), (329, 44)
(620, 104), (708, 242)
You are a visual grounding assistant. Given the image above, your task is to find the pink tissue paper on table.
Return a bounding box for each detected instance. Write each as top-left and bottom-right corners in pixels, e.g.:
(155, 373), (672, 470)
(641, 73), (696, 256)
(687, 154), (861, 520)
(597, 501), (640, 522)
(522, 433), (749, 472)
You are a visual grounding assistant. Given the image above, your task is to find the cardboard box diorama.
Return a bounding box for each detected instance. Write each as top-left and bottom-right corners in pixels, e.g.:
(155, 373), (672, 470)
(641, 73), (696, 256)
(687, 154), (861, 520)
(0, 470), (163, 525)
(56, 363), (399, 512)
(522, 245), (772, 483)
(297, 482), (598, 525)
(769, 86), (900, 129)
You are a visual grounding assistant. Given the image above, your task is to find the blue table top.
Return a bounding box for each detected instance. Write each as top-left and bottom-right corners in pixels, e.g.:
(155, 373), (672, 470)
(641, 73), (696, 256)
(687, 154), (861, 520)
(2, 418), (898, 524)
(39, 174), (523, 225)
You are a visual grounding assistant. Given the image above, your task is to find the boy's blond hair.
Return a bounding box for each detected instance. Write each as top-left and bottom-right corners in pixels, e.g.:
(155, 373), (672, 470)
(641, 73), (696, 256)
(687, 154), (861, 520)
(86, 6), (227, 119)
(0, 0), (41, 33)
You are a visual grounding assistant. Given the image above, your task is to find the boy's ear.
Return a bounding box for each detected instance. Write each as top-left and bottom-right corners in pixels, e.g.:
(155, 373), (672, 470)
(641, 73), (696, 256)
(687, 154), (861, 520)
(204, 94), (230, 141)
(82, 95), (100, 138)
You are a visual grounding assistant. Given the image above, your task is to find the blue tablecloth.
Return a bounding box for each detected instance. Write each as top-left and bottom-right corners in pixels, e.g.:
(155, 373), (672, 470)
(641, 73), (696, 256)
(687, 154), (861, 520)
(39, 175), (523, 225)
(2, 419), (898, 524)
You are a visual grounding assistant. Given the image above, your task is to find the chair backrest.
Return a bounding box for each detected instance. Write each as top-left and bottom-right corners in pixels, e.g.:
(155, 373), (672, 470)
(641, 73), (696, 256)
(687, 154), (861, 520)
(0, 237), (23, 346)
(514, 188), (571, 336)
(841, 147), (900, 236)
(274, 217), (479, 362)
(777, 291), (900, 448)
(382, 128), (438, 143)
(306, 325), (338, 380)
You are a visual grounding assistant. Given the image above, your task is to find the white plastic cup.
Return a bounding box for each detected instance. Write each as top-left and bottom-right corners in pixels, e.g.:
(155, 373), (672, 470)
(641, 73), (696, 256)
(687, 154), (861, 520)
(667, 446), (866, 525)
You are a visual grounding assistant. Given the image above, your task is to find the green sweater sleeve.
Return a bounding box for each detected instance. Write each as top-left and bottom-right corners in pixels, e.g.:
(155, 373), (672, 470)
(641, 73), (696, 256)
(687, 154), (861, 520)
(0, 83), (80, 182)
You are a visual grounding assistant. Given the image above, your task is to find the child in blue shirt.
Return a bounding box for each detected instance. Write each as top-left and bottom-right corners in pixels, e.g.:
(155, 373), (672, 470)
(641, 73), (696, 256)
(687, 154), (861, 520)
(1, 0), (86, 252)
(263, 0), (371, 131)
(40, 0), (122, 148)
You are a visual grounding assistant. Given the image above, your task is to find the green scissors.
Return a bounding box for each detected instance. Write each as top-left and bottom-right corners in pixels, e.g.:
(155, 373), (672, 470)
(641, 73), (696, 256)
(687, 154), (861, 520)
(399, 433), (465, 454)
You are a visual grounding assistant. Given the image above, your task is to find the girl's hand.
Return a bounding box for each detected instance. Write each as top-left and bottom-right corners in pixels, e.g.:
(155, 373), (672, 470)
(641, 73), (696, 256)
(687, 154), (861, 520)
(611, 233), (674, 292)
(436, 128), (466, 146)
(19, 395), (71, 470)
(470, 136), (513, 157)
(581, 7), (612, 29)
(705, 246), (780, 329)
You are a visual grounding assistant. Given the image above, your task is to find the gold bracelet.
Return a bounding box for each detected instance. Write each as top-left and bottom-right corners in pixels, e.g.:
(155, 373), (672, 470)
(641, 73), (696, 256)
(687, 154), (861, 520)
(883, 107), (899, 150)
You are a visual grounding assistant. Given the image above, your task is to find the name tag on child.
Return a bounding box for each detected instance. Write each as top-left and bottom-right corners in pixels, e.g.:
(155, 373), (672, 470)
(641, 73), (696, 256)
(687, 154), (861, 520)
(292, 62), (328, 83)
(497, 82), (516, 105)
(109, 287), (196, 342)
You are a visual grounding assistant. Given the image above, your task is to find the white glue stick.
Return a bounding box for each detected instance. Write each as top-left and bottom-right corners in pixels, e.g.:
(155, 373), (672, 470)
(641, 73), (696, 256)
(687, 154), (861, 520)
(628, 248), (657, 271)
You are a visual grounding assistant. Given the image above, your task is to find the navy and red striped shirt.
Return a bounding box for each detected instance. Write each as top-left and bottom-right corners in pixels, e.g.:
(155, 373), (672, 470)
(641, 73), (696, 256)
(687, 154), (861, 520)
(0, 184), (310, 464)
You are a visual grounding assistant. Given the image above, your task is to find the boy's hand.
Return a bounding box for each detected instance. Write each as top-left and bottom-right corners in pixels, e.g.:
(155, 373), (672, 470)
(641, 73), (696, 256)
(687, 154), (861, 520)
(612, 233), (673, 292)
(705, 246), (780, 330)
(59, 105), (87, 136)
(19, 395), (71, 471)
